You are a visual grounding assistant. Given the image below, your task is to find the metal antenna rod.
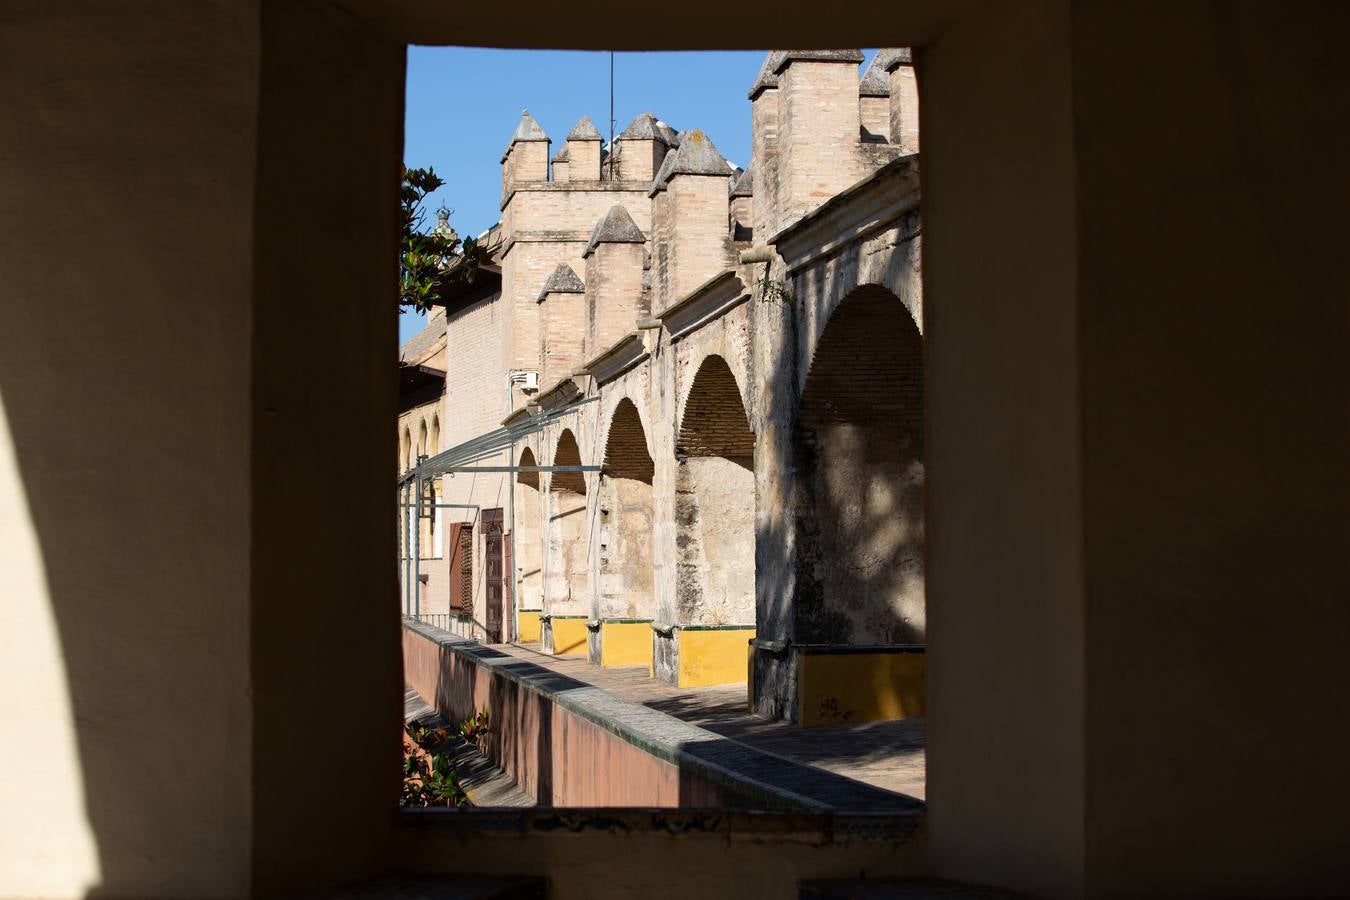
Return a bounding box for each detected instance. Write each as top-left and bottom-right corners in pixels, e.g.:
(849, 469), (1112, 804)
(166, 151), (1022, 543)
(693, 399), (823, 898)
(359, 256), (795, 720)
(609, 51), (615, 180)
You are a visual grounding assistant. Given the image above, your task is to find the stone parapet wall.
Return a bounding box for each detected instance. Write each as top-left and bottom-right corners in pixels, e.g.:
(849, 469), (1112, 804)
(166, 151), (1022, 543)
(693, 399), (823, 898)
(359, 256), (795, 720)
(401, 620), (927, 812)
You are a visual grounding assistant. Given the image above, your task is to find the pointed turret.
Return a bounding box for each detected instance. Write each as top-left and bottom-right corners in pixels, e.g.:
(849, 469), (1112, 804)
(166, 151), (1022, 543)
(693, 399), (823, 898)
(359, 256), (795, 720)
(500, 109), (550, 161)
(880, 48), (919, 153)
(582, 205), (647, 360)
(567, 115), (604, 141)
(537, 263), (586, 300)
(747, 51), (787, 100)
(749, 51), (784, 243)
(501, 109), (551, 193)
(551, 143), (571, 181)
(859, 52), (893, 141)
(774, 50), (867, 226)
(729, 165), (754, 242)
(646, 130), (736, 311)
(565, 114), (604, 181)
(583, 204), (646, 257)
(537, 264), (587, 388)
(649, 129), (734, 196)
(616, 112), (679, 182)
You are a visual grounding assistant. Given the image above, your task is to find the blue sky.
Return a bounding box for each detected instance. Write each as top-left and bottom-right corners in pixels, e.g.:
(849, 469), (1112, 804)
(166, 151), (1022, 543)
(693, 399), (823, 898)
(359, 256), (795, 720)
(400, 47), (876, 342)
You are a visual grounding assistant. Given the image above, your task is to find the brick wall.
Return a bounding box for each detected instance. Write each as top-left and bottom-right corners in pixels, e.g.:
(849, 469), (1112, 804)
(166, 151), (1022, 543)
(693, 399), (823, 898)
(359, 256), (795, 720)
(540, 288), (586, 388)
(568, 138), (601, 181)
(443, 290), (509, 446)
(584, 241), (645, 360)
(502, 239), (585, 375)
(751, 89), (780, 242)
(504, 140), (548, 193)
(615, 137), (662, 182)
(777, 60), (865, 228)
(861, 95), (890, 141)
(794, 284), (924, 645)
(660, 175), (734, 311)
(889, 66), (920, 153)
(601, 398), (653, 482)
(677, 354), (753, 465)
(502, 183), (651, 375)
(550, 428), (585, 494)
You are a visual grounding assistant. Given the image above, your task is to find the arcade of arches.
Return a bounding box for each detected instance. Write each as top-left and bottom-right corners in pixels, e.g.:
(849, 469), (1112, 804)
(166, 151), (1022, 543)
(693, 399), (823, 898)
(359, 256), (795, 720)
(510, 153), (926, 723)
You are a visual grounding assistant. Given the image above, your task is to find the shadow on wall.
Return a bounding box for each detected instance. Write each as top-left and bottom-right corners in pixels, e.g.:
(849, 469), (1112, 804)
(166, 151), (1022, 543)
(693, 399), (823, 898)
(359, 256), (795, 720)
(793, 284), (925, 646)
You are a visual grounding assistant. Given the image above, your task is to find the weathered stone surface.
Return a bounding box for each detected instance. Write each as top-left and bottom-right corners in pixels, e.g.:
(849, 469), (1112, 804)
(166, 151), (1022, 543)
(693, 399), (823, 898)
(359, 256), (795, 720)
(774, 49), (864, 73)
(582, 203), (645, 257)
(619, 111), (679, 145)
(859, 51), (892, 97)
(566, 114), (603, 141)
(536, 263), (585, 299)
(747, 50), (787, 99)
(875, 47), (914, 72)
(729, 164), (753, 197)
(650, 130), (734, 193)
(506, 108), (549, 145)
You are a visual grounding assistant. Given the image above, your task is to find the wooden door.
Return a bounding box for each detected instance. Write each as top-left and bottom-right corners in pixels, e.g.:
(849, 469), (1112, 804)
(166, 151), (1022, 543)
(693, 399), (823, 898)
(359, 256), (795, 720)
(448, 522), (473, 614)
(483, 508), (504, 642)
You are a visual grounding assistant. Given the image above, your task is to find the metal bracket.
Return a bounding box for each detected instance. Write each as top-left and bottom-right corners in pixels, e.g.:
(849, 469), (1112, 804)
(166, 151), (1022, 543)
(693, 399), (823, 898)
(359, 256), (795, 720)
(749, 638), (790, 654)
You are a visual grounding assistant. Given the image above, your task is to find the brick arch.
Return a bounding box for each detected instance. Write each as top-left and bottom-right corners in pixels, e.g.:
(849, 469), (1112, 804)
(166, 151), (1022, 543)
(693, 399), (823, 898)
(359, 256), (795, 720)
(517, 446), (539, 490)
(515, 446), (544, 612)
(677, 354), (754, 467)
(601, 398), (654, 484)
(800, 283), (922, 444)
(794, 282), (925, 646)
(550, 429), (585, 494)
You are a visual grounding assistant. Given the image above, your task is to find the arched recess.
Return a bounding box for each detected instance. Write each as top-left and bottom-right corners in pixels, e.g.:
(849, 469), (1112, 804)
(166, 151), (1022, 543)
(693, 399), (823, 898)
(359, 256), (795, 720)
(674, 355), (755, 625)
(417, 420), (428, 462)
(794, 284), (924, 644)
(401, 427), (411, 471)
(597, 399), (654, 619)
(546, 429), (589, 610)
(515, 447), (543, 610)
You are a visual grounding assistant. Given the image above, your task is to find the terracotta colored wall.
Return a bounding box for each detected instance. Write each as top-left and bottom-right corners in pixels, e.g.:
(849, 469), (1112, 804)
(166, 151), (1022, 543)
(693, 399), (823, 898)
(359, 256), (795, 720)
(403, 625), (736, 806)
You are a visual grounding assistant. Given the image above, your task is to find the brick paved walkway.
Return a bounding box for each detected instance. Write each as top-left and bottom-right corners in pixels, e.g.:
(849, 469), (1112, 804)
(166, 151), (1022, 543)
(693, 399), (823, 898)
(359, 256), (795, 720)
(497, 643), (926, 802)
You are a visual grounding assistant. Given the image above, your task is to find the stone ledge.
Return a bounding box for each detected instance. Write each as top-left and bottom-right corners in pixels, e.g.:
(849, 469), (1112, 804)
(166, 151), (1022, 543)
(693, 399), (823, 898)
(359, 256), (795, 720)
(800, 879), (1026, 899)
(307, 874), (545, 899)
(399, 807), (922, 843)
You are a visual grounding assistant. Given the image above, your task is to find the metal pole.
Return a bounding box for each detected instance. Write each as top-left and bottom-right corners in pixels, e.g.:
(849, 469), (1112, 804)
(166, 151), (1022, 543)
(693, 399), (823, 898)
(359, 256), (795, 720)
(608, 51), (615, 181)
(402, 482), (411, 616)
(413, 474), (422, 619)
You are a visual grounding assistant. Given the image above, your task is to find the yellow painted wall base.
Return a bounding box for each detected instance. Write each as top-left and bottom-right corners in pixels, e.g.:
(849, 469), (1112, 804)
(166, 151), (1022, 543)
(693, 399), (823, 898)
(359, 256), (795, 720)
(797, 651), (926, 727)
(516, 610), (542, 643)
(600, 621), (652, 668)
(549, 617), (589, 657)
(678, 628), (754, 688)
